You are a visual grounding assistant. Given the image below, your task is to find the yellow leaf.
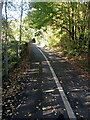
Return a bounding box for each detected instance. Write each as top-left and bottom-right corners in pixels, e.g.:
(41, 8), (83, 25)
(28, 113), (32, 116)
(42, 107), (46, 110)
(36, 106), (39, 109)
(7, 110), (10, 113)
(52, 99), (55, 101)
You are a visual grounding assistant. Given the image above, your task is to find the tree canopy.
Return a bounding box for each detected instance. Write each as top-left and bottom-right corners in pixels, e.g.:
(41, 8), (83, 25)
(1, 1), (90, 76)
(27, 2), (89, 55)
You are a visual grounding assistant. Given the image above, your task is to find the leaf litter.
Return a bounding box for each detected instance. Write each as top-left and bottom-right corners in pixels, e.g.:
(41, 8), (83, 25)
(3, 56), (31, 118)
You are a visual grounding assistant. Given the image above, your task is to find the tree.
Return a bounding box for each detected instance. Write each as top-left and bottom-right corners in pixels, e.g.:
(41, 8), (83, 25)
(0, 0), (3, 101)
(19, 0), (23, 43)
(0, 1), (3, 43)
(28, 2), (89, 55)
(88, 1), (90, 70)
(4, 0), (8, 76)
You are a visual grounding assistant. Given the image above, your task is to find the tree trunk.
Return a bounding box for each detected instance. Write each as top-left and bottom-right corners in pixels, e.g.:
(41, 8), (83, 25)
(0, 2), (2, 43)
(68, 3), (71, 41)
(0, 2), (3, 73)
(5, 1), (8, 77)
(16, 41), (19, 57)
(88, 1), (90, 71)
(71, 3), (75, 41)
(20, 0), (23, 43)
(0, 1), (3, 109)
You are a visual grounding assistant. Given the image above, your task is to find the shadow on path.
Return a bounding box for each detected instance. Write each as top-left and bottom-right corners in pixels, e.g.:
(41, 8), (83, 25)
(12, 44), (67, 119)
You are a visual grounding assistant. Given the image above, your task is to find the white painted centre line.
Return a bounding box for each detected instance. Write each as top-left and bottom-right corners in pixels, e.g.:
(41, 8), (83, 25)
(38, 47), (77, 120)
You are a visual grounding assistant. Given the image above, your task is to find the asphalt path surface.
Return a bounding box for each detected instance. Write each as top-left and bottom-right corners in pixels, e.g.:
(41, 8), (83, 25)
(12, 44), (89, 120)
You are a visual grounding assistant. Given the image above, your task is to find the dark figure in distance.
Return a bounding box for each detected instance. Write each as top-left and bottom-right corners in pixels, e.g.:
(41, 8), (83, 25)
(32, 38), (36, 43)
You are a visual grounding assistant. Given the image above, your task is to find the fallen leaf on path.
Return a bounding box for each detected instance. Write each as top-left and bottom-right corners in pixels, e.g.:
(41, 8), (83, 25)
(28, 113), (32, 116)
(36, 106), (39, 109)
(42, 107), (46, 110)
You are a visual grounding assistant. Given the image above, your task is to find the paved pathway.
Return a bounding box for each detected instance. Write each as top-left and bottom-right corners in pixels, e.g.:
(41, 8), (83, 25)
(45, 48), (89, 120)
(12, 44), (69, 119)
(12, 43), (89, 120)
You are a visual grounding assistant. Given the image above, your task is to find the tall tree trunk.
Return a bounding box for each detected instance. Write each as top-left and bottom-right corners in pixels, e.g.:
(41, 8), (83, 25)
(0, 2), (3, 114)
(71, 3), (75, 41)
(20, 0), (23, 43)
(0, 2), (2, 43)
(68, 3), (71, 41)
(5, 1), (8, 77)
(19, 0), (23, 57)
(0, 2), (3, 76)
(74, 3), (77, 42)
(88, 1), (90, 71)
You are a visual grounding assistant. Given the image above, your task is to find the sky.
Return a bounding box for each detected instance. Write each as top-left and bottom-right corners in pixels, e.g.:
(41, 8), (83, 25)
(2, 0), (29, 21)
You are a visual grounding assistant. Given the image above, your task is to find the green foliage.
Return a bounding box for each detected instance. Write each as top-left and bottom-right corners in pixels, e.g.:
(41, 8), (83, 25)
(27, 2), (89, 55)
(2, 1), (89, 76)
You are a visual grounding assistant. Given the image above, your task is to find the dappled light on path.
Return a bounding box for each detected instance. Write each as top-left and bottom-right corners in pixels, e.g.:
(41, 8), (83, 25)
(2, 45), (89, 120)
(8, 58), (68, 119)
(47, 50), (89, 120)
